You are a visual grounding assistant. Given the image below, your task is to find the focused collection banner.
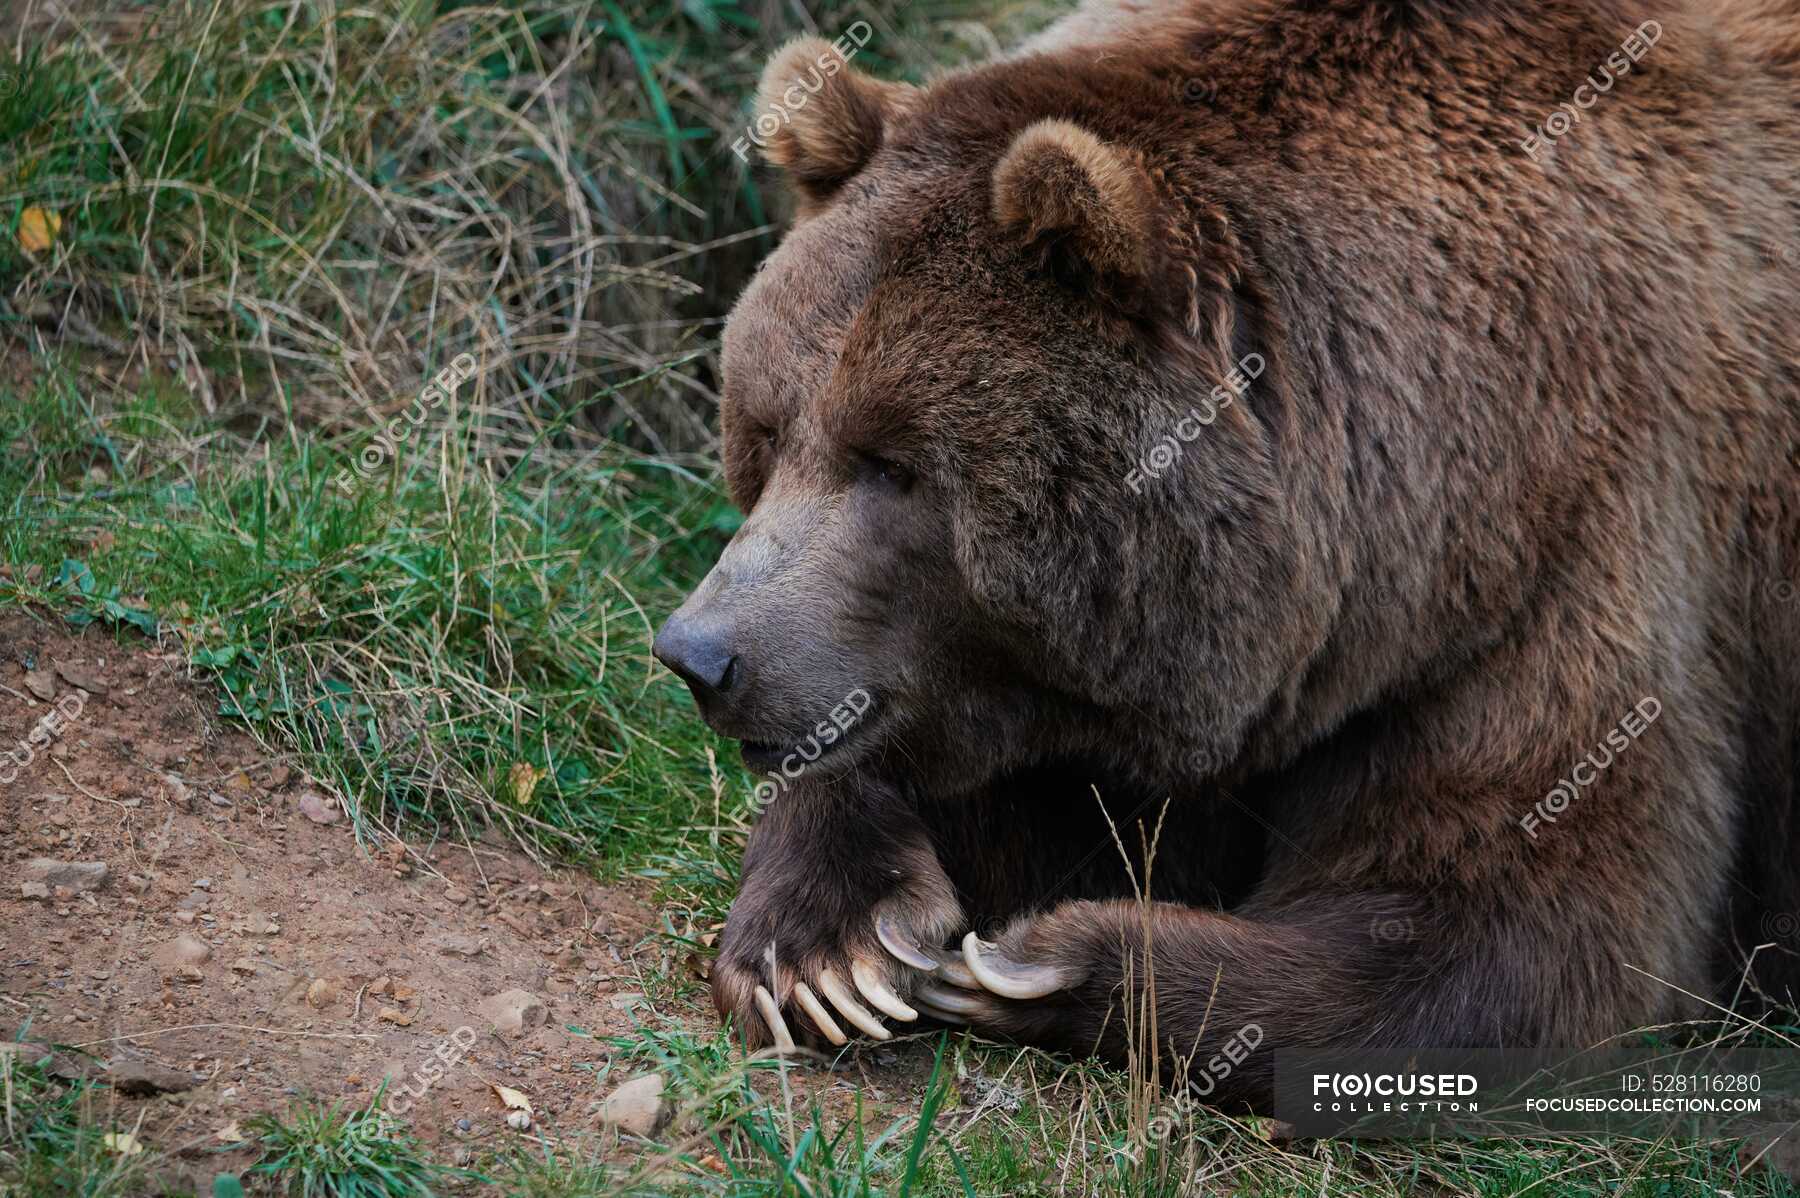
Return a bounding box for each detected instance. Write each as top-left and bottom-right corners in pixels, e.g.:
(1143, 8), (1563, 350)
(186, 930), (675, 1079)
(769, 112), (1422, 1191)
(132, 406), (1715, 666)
(1273, 1038), (1800, 1139)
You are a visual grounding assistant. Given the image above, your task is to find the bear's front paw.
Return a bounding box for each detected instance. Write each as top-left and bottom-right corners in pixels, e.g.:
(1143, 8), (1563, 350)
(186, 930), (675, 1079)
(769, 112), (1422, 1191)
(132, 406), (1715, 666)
(712, 837), (967, 1052)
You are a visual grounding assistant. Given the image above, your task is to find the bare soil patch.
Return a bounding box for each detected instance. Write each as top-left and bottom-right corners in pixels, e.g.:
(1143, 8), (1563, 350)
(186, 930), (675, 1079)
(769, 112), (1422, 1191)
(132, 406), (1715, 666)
(0, 612), (669, 1186)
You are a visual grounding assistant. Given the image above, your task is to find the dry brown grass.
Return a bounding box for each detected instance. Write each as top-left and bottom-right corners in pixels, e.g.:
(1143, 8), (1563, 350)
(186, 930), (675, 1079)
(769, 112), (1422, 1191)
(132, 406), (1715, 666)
(0, 0), (1051, 453)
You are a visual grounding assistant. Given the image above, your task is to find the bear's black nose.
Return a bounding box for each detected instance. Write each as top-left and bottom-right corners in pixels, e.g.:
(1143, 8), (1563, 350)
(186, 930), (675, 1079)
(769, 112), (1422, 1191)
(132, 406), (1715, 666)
(653, 613), (739, 703)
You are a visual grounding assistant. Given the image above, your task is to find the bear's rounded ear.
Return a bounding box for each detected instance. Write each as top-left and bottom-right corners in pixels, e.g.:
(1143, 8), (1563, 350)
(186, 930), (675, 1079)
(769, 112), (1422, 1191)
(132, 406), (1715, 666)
(749, 36), (913, 211)
(992, 119), (1157, 282)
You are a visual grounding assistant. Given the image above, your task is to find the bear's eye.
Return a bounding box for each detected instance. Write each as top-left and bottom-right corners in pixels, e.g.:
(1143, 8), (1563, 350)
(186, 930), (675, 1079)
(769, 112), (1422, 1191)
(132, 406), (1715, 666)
(761, 426), (780, 454)
(859, 452), (914, 491)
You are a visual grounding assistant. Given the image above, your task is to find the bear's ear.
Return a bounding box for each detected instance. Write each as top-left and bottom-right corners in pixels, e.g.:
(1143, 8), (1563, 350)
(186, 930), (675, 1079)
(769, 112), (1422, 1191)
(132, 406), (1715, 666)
(750, 36), (913, 211)
(991, 119), (1158, 282)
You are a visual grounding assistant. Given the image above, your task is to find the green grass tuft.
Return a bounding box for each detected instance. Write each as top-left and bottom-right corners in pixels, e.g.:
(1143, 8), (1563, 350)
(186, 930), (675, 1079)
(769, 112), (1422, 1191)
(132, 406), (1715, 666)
(0, 1037), (165, 1198)
(246, 1097), (442, 1198)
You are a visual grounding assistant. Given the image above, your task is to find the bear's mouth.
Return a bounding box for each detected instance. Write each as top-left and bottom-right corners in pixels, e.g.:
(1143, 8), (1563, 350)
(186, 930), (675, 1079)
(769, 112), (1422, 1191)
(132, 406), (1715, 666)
(738, 716), (876, 775)
(739, 740), (786, 771)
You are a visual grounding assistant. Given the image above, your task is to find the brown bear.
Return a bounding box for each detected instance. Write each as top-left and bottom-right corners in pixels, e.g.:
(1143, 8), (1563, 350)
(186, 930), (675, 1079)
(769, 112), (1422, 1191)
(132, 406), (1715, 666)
(654, 0), (1800, 1108)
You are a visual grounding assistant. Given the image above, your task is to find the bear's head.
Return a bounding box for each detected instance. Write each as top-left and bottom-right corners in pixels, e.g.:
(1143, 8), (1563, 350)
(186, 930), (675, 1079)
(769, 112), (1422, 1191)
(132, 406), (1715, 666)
(656, 37), (1330, 793)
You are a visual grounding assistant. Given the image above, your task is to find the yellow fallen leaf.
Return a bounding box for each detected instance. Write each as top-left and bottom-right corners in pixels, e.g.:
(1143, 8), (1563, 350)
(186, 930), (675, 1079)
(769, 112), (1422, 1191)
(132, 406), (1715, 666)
(376, 1006), (416, 1026)
(491, 1082), (533, 1115)
(102, 1131), (143, 1156)
(508, 762), (546, 806)
(215, 1121), (244, 1143)
(19, 207), (61, 254)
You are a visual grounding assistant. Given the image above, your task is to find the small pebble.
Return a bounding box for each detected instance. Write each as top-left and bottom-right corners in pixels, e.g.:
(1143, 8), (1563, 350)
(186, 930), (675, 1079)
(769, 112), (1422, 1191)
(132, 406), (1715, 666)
(506, 1109), (532, 1131)
(456, 1118), (472, 1132)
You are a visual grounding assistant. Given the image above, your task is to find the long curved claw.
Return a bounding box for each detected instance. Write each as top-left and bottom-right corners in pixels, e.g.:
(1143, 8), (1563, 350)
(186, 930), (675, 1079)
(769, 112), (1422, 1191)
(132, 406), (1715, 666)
(753, 984), (798, 1052)
(924, 946), (981, 990)
(914, 981), (988, 1015)
(817, 967), (891, 1040)
(876, 916), (940, 973)
(792, 981), (847, 1046)
(962, 933), (1071, 1000)
(911, 995), (970, 1024)
(851, 958), (918, 1021)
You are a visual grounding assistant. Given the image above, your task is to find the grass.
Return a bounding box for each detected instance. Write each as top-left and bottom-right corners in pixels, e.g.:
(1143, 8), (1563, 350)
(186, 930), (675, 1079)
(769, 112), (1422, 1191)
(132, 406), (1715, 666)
(0, 360), (729, 866)
(9, 997), (1800, 1197)
(246, 1099), (443, 1198)
(490, 1143), (612, 1198)
(0, 1037), (165, 1198)
(588, 1030), (983, 1196)
(572, 1011), (1800, 1197)
(0, 0), (1045, 450)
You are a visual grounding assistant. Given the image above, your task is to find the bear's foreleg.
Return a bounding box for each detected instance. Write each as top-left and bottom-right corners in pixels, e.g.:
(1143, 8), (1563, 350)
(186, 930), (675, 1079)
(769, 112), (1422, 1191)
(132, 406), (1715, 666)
(909, 892), (1569, 1109)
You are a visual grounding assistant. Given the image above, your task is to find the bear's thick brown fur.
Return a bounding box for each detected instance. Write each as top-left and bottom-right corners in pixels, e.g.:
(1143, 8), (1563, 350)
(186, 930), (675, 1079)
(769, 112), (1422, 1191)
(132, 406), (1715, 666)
(654, 0), (1800, 1106)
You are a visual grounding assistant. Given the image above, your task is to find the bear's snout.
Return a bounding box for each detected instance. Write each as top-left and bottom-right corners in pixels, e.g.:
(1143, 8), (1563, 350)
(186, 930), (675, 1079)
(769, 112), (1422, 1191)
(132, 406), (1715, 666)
(653, 610), (741, 708)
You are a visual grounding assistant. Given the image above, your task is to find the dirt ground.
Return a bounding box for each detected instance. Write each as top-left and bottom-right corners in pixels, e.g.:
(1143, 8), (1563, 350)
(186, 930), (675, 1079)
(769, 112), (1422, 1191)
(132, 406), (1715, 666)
(0, 610), (680, 1186)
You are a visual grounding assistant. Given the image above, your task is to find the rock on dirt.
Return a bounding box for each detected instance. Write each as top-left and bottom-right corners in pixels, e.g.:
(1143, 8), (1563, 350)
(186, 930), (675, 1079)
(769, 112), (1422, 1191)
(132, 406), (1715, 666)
(296, 791), (339, 824)
(1, 1040), (93, 1081)
(23, 667), (56, 700)
(107, 1058), (198, 1097)
(479, 987), (546, 1035)
(151, 934), (212, 971)
(598, 1073), (670, 1139)
(54, 660), (108, 694)
(25, 858), (109, 892)
(435, 934), (487, 959)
